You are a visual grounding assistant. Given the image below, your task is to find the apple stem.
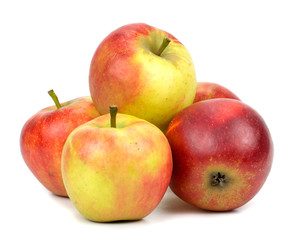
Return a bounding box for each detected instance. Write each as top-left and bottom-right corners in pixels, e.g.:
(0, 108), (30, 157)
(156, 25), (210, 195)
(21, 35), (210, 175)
(48, 89), (62, 109)
(110, 105), (118, 128)
(156, 37), (171, 56)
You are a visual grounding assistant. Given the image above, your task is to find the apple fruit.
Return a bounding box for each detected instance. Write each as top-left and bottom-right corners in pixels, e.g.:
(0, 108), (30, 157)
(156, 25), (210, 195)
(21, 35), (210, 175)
(20, 90), (100, 197)
(194, 82), (240, 103)
(165, 99), (273, 211)
(89, 23), (197, 132)
(61, 106), (172, 222)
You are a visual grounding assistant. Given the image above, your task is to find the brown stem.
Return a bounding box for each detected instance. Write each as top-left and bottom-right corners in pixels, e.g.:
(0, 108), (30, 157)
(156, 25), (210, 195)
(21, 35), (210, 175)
(109, 105), (118, 128)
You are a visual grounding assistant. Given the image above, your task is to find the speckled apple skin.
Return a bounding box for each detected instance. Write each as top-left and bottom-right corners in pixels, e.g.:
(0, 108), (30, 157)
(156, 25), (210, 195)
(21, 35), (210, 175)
(166, 99), (273, 211)
(62, 113), (173, 222)
(194, 82), (240, 103)
(89, 23), (196, 132)
(20, 97), (99, 197)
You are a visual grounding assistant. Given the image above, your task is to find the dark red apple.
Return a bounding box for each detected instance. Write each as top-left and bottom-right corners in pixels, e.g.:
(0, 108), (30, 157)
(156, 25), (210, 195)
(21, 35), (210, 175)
(20, 90), (100, 197)
(194, 82), (240, 103)
(165, 99), (273, 211)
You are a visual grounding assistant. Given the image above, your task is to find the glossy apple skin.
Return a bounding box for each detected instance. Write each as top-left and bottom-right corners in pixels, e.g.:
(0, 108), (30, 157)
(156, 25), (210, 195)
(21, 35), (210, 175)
(194, 82), (240, 103)
(20, 97), (100, 197)
(165, 99), (273, 211)
(89, 23), (196, 132)
(62, 113), (172, 222)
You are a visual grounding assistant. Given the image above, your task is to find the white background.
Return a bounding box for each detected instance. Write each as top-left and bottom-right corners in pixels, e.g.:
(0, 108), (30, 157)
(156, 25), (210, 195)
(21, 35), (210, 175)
(1, 0), (292, 239)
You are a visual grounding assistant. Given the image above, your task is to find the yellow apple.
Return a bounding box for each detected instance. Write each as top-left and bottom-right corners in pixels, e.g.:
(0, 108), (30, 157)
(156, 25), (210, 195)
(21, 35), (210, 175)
(89, 23), (197, 131)
(62, 106), (173, 222)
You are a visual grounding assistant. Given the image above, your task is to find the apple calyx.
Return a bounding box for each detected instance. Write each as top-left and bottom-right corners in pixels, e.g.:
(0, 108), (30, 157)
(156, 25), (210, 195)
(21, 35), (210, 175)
(110, 105), (118, 128)
(48, 89), (62, 109)
(211, 172), (227, 187)
(156, 37), (171, 56)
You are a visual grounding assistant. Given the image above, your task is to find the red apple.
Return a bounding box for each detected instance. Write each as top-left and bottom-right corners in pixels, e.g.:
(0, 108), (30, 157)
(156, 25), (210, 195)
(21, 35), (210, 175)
(165, 99), (273, 211)
(20, 90), (100, 197)
(89, 23), (196, 132)
(61, 106), (173, 222)
(194, 82), (240, 103)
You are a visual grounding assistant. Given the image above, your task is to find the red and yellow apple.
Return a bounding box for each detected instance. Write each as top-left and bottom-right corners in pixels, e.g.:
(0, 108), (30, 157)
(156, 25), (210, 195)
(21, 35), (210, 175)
(166, 99), (273, 211)
(194, 82), (240, 103)
(20, 90), (100, 197)
(89, 23), (197, 132)
(61, 106), (173, 222)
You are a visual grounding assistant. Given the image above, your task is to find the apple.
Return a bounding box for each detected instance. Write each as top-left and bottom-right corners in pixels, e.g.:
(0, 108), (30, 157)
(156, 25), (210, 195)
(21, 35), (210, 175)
(61, 106), (172, 222)
(20, 90), (100, 197)
(194, 82), (240, 103)
(89, 23), (197, 132)
(165, 99), (273, 211)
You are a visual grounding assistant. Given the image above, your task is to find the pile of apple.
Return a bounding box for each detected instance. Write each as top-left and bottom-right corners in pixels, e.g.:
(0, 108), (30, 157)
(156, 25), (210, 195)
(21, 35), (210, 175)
(20, 23), (273, 222)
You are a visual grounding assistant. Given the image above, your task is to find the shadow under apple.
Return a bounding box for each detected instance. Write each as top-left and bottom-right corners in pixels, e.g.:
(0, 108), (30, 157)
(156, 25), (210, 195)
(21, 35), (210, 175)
(47, 187), (250, 225)
(157, 188), (247, 216)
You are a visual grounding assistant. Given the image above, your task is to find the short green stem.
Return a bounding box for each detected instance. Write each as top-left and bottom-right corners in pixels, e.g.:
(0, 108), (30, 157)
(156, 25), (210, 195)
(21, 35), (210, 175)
(48, 89), (62, 109)
(110, 105), (118, 128)
(156, 37), (171, 56)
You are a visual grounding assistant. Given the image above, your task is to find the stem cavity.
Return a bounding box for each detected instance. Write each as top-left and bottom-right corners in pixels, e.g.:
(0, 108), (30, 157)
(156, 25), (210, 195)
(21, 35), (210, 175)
(110, 105), (118, 128)
(156, 37), (171, 56)
(48, 89), (62, 109)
